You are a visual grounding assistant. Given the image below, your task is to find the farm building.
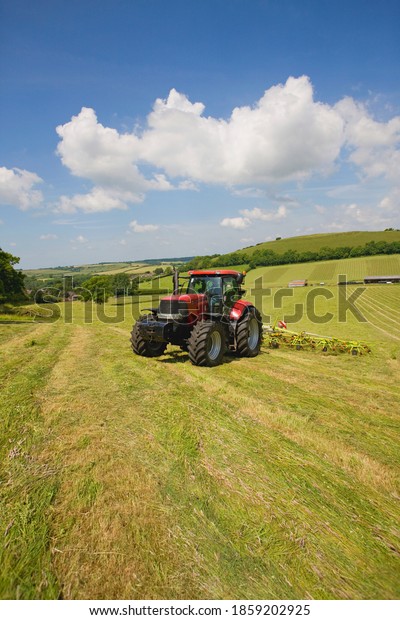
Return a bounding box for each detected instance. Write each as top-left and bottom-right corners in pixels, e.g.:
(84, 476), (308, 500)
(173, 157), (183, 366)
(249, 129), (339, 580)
(288, 279), (308, 288)
(364, 275), (400, 284)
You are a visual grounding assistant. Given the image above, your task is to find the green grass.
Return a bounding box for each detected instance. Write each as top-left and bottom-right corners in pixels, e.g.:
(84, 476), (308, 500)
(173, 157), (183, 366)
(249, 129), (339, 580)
(139, 274), (174, 292)
(0, 263), (399, 599)
(0, 313), (35, 323)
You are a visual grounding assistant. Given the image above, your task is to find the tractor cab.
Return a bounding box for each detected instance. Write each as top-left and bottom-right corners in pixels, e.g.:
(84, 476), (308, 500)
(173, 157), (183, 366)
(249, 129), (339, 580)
(185, 270), (245, 313)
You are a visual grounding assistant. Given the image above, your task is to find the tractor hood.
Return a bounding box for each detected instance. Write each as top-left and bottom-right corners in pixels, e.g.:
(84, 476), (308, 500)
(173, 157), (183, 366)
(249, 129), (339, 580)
(158, 293), (207, 319)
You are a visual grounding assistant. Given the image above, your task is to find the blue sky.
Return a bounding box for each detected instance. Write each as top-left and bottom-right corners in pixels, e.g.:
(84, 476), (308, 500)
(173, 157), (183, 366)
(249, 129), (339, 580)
(0, 0), (399, 268)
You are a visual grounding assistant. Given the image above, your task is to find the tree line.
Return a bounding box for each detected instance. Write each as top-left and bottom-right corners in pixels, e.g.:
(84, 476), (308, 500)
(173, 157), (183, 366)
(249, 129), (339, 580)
(0, 248), (25, 304)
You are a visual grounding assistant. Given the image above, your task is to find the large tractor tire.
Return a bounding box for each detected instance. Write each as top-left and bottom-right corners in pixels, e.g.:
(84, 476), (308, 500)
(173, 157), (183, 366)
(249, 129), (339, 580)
(236, 308), (263, 357)
(130, 318), (167, 358)
(188, 321), (226, 367)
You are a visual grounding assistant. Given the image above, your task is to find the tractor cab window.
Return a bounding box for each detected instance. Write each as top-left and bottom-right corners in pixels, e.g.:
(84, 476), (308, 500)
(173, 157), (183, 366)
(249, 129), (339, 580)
(222, 276), (239, 306)
(187, 276), (222, 296)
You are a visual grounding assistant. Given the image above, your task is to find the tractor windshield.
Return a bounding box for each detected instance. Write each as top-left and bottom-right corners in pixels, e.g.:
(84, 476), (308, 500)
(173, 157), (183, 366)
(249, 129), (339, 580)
(187, 275), (222, 296)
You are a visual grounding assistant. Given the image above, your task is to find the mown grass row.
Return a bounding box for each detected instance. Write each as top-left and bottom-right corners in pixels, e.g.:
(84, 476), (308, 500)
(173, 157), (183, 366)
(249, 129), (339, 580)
(0, 323), (71, 599)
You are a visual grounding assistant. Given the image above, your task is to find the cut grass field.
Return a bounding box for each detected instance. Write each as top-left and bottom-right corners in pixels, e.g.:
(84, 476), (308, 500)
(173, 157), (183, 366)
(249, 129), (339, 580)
(0, 273), (399, 599)
(245, 254), (400, 288)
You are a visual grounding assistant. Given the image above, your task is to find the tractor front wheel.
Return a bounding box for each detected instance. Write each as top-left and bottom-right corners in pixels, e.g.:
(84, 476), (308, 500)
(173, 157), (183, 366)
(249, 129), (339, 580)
(130, 319), (167, 358)
(188, 321), (226, 367)
(236, 308), (263, 357)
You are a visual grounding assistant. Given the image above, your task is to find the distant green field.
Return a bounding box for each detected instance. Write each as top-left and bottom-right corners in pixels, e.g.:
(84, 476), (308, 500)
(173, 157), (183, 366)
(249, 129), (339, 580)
(139, 274), (173, 291)
(96, 264), (155, 276)
(23, 262), (142, 279)
(242, 230), (400, 256)
(24, 261), (182, 280)
(244, 254), (400, 288)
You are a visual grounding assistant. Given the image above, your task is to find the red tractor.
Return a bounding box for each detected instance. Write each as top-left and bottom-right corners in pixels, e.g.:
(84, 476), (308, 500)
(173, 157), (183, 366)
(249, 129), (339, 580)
(130, 269), (263, 367)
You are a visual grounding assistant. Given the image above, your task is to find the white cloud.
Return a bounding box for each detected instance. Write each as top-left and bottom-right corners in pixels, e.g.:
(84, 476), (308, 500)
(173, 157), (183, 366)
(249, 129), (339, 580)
(177, 179), (199, 191)
(129, 220), (159, 233)
(220, 216), (251, 229)
(70, 235), (88, 244)
(56, 107), (142, 189)
(327, 201), (397, 229)
(54, 77), (346, 209)
(141, 77), (344, 184)
(52, 77), (400, 218)
(0, 166), (43, 210)
(232, 188), (266, 198)
(40, 233), (58, 240)
(55, 187), (134, 214)
(240, 205), (287, 221)
(221, 205), (287, 230)
(55, 108), (174, 210)
(271, 193), (300, 206)
(378, 189), (400, 212)
(315, 204), (327, 214)
(336, 97), (400, 181)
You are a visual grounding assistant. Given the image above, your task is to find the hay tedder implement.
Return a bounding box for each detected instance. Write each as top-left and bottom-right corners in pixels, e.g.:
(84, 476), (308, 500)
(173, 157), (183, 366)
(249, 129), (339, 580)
(263, 321), (371, 355)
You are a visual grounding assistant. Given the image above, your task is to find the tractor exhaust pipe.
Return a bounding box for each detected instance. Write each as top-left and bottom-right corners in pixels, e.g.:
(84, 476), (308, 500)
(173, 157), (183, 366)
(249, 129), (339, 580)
(173, 268), (179, 295)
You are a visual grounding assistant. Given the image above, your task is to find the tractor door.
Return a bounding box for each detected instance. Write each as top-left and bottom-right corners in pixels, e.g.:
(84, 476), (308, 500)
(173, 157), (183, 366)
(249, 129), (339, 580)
(222, 276), (240, 313)
(205, 277), (223, 314)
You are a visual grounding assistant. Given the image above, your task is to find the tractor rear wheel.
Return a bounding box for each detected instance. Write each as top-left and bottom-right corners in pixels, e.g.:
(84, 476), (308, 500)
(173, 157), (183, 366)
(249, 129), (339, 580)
(188, 321), (226, 367)
(130, 318), (167, 358)
(236, 308), (263, 357)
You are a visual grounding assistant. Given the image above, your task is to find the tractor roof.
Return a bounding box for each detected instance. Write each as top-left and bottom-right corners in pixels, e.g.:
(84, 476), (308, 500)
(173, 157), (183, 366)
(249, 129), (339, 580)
(188, 270), (242, 277)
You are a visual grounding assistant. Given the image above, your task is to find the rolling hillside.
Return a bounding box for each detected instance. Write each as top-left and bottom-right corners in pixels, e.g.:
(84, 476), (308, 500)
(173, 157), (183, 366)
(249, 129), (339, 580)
(239, 230), (400, 257)
(245, 254), (400, 288)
